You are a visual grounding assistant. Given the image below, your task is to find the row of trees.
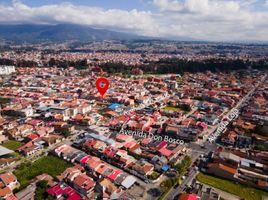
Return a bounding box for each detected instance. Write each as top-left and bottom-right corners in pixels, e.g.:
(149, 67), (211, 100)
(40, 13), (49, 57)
(1, 57), (267, 73)
(100, 58), (268, 74)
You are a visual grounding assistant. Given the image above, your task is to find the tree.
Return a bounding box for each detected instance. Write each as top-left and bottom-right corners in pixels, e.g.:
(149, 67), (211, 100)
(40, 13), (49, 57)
(62, 130), (71, 138)
(35, 180), (49, 200)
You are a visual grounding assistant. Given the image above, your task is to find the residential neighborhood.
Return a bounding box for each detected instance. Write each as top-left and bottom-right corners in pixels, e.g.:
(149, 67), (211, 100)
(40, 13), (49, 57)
(0, 62), (267, 200)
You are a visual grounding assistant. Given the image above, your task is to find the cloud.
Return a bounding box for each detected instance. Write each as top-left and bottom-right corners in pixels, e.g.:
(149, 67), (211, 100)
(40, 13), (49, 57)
(0, 1), (159, 36)
(152, 0), (268, 41)
(153, 0), (240, 14)
(0, 1), (268, 41)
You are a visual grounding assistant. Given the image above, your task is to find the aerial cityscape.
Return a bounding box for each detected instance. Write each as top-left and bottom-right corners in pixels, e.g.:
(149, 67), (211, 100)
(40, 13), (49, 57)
(0, 1), (268, 200)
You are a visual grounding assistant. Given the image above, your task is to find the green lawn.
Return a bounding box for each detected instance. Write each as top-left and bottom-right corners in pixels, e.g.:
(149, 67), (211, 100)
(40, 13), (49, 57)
(2, 140), (23, 150)
(196, 173), (268, 200)
(14, 155), (72, 189)
(163, 106), (180, 111)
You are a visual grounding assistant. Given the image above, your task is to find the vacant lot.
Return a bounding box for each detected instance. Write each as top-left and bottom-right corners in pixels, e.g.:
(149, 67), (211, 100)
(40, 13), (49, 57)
(196, 173), (268, 200)
(14, 155), (72, 189)
(2, 140), (23, 150)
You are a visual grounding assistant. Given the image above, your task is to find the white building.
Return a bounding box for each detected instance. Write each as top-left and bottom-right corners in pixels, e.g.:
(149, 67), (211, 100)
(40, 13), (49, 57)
(0, 65), (15, 75)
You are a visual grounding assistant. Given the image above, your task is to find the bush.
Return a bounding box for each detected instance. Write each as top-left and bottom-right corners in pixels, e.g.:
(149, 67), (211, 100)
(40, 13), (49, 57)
(35, 180), (48, 200)
(14, 156), (72, 189)
(149, 171), (160, 180)
(175, 155), (192, 174)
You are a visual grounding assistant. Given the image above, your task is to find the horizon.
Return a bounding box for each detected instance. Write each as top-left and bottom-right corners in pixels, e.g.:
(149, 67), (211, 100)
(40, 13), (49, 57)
(2, 23), (268, 44)
(0, 0), (268, 42)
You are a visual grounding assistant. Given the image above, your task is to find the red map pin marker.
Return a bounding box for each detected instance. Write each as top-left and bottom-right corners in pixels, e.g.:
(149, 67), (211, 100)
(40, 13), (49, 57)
(96, 77), (110, 98)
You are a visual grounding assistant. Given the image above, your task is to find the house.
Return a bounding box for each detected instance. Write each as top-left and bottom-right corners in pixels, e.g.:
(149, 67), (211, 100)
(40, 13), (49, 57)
(158, 147), (173, 160)
(95, 178), (122, 200)
(115, 134), (133, 143)
(178, 193), (198, 200)
(120, 175), (136, 189)
(85, 157), (103, 174)
(107, 170), (122, 183)
(72, 174), (95, 197)
(114, 173), (127, 186)
(46, 183), (82, 200)
(108, 103), (122, 111)
(0, 158), (17, 168)
(17, 124), (34, 137)
(35, 126), (54, 137)
(0, 186), (13, 199)
(221, 130), (237, 146)
(15, 183), (36, 200)
(41, 134), (64, 146)
(206, 163), (237, 181)
(114, 149), (136, 168)
(3, 106), (33, 118)
(20, 144), (43, 157)
(132, 160), (154, 176)
(0, 172), (19, 191)
(57, 165), (83, 183)
(5, 124), (34, 141)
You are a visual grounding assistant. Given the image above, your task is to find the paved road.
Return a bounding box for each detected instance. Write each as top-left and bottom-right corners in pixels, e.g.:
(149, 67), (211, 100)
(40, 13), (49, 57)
(164, 142), (216, 200)
(163, 75), (267, 200)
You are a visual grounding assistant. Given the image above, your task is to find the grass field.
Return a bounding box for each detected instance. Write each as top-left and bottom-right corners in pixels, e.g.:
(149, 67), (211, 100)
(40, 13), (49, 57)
(14, 155), (72, 189)
(163, 106), (180, 111)
(2, 140), (23, 150)
(196, 173), (268, 200)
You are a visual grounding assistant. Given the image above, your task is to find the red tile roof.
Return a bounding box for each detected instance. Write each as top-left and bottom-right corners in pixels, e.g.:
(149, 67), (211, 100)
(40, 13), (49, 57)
(47, 184), (82, 200)
(178, 193), (197, 200)
(158, 147), (173, 158)
(27, 134), (39, 141)
(107, 170), (122, 181)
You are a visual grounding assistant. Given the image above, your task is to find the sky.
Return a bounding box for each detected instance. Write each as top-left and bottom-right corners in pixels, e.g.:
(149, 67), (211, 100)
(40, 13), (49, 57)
(1, 0), (268, 41)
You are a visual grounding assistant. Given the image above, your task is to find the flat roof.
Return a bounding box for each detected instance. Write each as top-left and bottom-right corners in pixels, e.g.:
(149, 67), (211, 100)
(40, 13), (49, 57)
(121, 175), (136, 189)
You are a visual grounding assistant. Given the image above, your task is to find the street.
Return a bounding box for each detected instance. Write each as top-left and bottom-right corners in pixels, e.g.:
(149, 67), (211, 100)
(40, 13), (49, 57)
(162, 75), (266, 200)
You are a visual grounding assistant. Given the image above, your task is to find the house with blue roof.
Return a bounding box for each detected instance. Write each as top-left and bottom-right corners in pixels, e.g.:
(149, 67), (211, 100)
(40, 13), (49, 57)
(108, 103), (122, 110)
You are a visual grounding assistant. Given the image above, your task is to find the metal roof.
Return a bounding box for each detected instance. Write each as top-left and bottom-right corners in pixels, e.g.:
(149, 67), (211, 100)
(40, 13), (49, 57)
(0, 145), (14, 156)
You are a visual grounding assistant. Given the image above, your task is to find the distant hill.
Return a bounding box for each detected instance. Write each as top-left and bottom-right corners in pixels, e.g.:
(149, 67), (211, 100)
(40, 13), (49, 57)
(0, 24), (146, 43)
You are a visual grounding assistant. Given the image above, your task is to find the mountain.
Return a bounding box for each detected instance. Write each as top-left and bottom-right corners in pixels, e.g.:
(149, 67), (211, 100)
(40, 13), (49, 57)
(0, 24), (146, 43)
